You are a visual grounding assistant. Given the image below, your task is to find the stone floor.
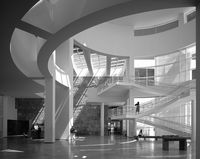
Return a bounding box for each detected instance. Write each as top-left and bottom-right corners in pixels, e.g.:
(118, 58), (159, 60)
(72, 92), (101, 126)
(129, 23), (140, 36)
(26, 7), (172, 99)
(0, 135), (193, 159)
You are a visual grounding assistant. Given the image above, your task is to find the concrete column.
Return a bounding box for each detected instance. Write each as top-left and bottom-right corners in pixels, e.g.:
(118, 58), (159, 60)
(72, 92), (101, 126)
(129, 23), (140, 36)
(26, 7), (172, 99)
(0, 96), (2, 138)
(55, 39), (74, 140)
(128, 56), (135, 78)
(122, 120), (127, 135)
(3, 96), (8, 137)
(126, 90), (136, 137)
(44, 54), (56, 143)
(100, 103), (104, 136)
(127, 119), (136, 137)
(67, 39), (74, 139)
(196, 3), (200, 159)
(191, 97), (196, 158)
(2, 96), (17, 137)
(106, 57), (111, 76)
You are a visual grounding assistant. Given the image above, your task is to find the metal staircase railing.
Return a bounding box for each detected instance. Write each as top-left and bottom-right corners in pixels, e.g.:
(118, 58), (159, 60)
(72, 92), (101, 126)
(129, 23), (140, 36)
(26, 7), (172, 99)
(73, 76), (97, 122)
(32, 106), (45, 125)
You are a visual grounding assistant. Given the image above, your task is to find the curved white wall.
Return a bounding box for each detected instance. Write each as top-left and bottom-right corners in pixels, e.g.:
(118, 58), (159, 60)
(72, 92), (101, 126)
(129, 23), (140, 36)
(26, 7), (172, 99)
(74, 20), (195, 58)
(10, 29), (45, 77)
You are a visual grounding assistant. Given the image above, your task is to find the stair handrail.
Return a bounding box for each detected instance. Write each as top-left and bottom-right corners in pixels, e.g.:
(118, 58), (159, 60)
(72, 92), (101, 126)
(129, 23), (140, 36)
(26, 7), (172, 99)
(75, 76), (95, 107)
(138, 116), (191, 134)
(148, 115), (191, 128)
(32, 106), (45, 125)
(110, 81), (192, 118)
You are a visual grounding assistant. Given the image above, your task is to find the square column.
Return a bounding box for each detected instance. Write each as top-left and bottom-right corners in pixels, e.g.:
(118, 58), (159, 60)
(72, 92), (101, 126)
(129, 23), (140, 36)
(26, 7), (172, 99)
(44, 53), (56, 143)
(127, 56), (135, 78)
(196, 3), (200, 159)
(44, 77), (55, 142)
(2, 96), (17, 137)
(101, 103), (104, 136)
(55, 39), (74, 140)
(3, 96), (8, 137)
(191, 99), (196, 157)
(126, 90), (136, 137)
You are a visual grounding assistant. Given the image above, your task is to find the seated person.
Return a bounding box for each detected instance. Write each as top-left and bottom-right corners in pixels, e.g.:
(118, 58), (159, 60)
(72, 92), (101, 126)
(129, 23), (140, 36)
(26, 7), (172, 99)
(137, 129), (144, 140)
(70, 126), (77, 140)
(138, 129), (144, 137)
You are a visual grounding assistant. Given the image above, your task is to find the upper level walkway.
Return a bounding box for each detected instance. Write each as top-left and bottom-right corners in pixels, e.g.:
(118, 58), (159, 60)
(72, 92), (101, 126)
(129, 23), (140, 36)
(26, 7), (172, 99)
(110, 80), (195, 120)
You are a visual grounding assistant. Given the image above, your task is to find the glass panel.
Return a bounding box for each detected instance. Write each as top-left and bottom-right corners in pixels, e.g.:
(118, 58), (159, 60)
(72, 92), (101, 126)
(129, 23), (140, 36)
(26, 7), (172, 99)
(134, 59), (155, 68)
(90, 53), (106, 77)
(110, 57), (126, 76)
(72, 46), (89, 77)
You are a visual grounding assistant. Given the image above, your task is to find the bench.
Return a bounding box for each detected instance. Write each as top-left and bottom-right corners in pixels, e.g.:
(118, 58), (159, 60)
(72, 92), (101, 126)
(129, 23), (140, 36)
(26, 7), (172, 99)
(135, 135), (190, 151)
(135, 135), (162, 140)
(162, 135), (191, 151)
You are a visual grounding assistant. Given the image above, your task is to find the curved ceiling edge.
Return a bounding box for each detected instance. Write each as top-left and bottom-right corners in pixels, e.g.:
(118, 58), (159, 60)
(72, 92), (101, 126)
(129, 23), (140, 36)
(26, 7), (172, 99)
(74, 40), (129, 58)
(37, 0), (195, 78)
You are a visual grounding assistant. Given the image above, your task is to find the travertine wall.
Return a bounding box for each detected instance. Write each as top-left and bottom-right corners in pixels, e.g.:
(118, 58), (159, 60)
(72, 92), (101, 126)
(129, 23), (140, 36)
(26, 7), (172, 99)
(74, 104), (109, 136)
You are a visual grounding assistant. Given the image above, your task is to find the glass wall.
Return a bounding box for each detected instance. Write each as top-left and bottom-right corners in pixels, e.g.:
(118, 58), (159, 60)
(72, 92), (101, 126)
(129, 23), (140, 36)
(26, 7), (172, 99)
(134, 59), (155, 86)
(134, 44), (196, 86)
(154, 44), (196, 84)
(110, 57), (127, 76)
(72, 46), (89, 77)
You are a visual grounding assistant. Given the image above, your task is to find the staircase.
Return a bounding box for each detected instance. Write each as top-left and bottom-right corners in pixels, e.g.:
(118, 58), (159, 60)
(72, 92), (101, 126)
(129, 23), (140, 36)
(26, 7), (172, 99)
(137, 116), (191, 137)
(110, 81), (192, 120)
(73, 76), (97, 122)
(109, 80), (195, 137)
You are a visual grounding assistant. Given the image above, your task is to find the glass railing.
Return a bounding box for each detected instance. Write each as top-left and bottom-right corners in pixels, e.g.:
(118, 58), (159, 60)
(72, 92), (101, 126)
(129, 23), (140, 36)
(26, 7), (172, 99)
(75, 76), (96, 107)
(138, 116), (191, 136)
(73, 72), (91, 96)
(150, 115), (191, 127)
(110, 95), (177, 118)
(110, 81), (192, 118)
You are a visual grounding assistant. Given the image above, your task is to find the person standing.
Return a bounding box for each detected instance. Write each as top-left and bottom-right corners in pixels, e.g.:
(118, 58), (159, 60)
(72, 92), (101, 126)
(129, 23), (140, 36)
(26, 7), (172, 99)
(135, 101), (140, 114)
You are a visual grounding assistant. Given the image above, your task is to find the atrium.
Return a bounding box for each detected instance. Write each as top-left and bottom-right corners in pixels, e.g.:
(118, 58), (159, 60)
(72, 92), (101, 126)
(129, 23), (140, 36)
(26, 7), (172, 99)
(0, 0), (200, 159)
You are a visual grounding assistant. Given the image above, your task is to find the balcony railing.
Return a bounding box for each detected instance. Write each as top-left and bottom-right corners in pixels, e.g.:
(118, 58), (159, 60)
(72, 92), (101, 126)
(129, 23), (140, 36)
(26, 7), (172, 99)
(138, 116), (191, 136)
(97, 55), (195, 94)
(110, 81), (192, 119)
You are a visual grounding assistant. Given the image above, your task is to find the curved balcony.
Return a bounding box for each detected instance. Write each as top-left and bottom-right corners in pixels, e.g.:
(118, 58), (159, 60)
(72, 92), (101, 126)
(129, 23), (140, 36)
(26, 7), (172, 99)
(109, 80), (195, 120)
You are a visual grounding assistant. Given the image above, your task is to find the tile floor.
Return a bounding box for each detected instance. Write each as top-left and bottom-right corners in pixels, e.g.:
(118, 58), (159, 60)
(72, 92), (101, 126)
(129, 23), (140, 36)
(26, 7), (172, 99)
(0, 135), (193, 159)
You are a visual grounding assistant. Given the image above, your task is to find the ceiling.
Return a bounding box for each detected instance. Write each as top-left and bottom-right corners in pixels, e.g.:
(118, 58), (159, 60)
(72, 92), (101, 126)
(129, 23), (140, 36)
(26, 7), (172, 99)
(1, 0), (196, 98)
(0, 0), (43, 97)
(109, 7), (195, 28)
